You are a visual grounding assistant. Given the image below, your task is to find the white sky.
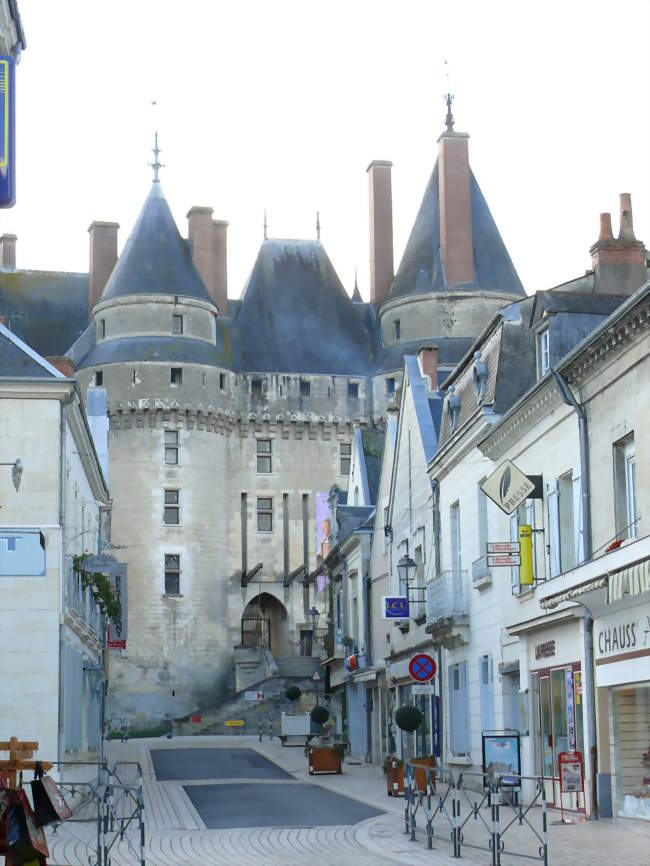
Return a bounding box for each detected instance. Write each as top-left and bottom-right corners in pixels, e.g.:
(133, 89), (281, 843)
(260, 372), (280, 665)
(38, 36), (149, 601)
(3, 0), (649, 301)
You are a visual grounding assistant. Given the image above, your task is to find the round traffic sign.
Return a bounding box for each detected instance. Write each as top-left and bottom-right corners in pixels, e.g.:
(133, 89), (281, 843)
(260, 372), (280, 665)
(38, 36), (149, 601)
(409, 653), (436, 683)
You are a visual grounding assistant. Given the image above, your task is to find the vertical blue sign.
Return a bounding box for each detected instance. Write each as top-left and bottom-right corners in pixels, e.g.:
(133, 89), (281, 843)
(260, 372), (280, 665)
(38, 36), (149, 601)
(0, 56), (15, 208)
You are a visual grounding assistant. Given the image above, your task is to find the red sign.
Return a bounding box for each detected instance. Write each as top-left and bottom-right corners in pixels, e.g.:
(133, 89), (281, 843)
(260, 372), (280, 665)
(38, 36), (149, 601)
(558, 750), (587, 822)
(409, 653), (436, 683)
(191, 714), (202, 724)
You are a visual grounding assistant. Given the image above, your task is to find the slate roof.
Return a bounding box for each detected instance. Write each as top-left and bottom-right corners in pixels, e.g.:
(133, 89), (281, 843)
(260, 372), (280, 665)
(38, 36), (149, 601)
(360, 429), (384, 505)
(231, 239), (380, 375)
(387, 161), (525, 301)
(0, 321), (66, 379)
(75, 335), (232, 370)
(100, 183), (214, 305)
(335, 505), (375, 545)
(0, 269), (88, 357)
(529, 291), (627, 326)
(374, 336), (474, 375)
(404, 354), (443, 463)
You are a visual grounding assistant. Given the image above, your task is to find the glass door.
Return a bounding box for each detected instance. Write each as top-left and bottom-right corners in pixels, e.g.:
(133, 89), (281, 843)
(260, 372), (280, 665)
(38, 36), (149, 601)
(540, 676), (555, 802)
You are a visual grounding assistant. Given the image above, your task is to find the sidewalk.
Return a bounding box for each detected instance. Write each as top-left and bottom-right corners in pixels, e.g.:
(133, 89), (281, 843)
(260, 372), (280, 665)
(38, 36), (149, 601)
(40, 734), (650, 866)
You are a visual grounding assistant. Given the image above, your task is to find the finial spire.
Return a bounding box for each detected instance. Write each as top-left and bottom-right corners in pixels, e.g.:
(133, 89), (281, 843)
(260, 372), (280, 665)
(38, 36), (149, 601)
(316, 211), (321, 241)
(444, 93), (454, 132)
(354, 266), (358, 290)
(149, 131), (164, 182)
(263, 209), (268, 240)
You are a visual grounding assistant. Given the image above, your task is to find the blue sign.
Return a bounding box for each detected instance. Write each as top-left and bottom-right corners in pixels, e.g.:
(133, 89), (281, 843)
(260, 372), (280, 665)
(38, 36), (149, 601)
(382, 595), (409, 619)
(0, 56), (15, 208)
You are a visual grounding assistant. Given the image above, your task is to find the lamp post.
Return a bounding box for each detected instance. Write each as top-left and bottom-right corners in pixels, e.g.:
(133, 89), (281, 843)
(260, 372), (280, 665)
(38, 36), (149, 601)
(397, 554), (416, 596)
(309, 605), (320, 656)
(0, 458), (23, 491)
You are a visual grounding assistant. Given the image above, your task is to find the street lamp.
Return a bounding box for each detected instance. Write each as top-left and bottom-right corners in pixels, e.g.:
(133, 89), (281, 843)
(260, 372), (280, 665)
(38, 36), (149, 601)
(0, 458), (23, 491)
(309, 605), (320, 632)
(397, 553), (416, 592)
(313, 671), (321, 705)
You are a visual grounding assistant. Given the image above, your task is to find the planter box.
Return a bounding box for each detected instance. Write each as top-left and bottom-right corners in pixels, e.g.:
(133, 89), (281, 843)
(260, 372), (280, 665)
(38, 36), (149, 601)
(409, 756), (436, 793)
(385, 756), (437, 796)
(309, 745), (343, 775)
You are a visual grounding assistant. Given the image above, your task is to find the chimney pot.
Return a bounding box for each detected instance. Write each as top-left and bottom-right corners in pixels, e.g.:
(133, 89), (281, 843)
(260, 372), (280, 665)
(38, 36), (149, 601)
(367, 160), (394, 309)
(187, 207), (228, 313)
(618, 193), (635, 240)
(417, 345), (439, 390)
(88, 221), (119, 319)
(598, 213), (613, 241)
(438, 131), (474, 286)
(0, 233), (17, 269)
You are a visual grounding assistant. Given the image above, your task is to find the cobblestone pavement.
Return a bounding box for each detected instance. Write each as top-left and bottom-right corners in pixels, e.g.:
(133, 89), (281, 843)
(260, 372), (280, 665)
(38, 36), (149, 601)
(43, 736), (650, 866)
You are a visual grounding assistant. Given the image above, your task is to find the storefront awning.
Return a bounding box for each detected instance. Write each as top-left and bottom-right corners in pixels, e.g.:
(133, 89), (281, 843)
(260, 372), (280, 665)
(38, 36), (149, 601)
(608, 559), (650, 604)
(540, 577), (608, 610)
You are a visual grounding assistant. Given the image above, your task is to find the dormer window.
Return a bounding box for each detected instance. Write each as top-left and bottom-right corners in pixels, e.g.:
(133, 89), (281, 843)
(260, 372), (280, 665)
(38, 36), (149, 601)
(447, 385), (461, 432)
(472, 350), (488, 405)
(538, 329), (550, 376)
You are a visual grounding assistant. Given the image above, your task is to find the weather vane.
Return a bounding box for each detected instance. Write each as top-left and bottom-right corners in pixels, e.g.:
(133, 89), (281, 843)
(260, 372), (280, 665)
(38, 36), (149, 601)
(149, 131), (165, 183)
(443, 59), (454, 131)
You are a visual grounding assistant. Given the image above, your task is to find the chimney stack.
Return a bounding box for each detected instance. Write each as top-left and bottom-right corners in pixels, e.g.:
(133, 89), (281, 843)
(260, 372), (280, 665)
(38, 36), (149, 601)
(88, 221), (119, 319)
(0, 234), (17, 269)
(367, 160), (394, 309)
(438, 130), (474, 286)
(417, 345), (439, 390)
(590, 194), (646, 295)
(212, 219), (228, 316)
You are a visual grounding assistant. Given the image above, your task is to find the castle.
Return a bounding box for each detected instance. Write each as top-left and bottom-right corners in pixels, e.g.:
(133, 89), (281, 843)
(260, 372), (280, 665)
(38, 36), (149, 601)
(0, 116), (525, 720)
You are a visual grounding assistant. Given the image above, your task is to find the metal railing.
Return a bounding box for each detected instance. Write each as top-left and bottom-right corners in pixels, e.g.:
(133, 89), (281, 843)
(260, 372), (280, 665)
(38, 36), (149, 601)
(65, 566), (103, 637)
(426, 570), (469, 625)
(404, 764), (548, 865)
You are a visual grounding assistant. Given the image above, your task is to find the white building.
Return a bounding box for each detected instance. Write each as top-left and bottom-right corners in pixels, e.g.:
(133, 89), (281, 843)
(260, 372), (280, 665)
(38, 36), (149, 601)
(0, 323), (110, 763)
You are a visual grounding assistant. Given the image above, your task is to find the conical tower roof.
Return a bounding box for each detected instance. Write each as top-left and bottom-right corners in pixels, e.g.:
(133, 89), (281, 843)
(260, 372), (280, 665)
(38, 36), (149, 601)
(100, 183), (213, 304)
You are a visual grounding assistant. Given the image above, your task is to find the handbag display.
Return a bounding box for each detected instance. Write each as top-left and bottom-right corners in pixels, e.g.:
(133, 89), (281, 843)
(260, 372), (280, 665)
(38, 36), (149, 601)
(30, 765), (72, 827)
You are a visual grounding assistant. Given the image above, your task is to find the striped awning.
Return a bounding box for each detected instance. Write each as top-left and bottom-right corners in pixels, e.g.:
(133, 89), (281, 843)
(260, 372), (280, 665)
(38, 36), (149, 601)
(540, 577), (608, 610)
(608, 559), (650, 603)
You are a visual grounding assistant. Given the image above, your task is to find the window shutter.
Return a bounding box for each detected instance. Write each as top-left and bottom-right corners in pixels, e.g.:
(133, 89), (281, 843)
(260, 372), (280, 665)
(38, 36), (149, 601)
(510, 513), (519, 591)
(459, 661), (470, 753)
(572, 473), (584, 564)
(480, 655), (494, 733)
(448, 665), (457, 754)
(547, 480), (561, 577)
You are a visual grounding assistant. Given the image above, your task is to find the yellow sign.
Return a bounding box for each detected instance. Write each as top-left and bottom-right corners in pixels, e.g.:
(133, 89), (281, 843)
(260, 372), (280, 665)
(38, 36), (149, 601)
(519, 525), (534, 585)
(225, 719), (245, 727)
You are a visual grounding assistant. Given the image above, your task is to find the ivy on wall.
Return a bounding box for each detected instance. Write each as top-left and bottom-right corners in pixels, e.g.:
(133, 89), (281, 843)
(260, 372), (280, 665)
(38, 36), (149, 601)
(72, 554), (121, 622)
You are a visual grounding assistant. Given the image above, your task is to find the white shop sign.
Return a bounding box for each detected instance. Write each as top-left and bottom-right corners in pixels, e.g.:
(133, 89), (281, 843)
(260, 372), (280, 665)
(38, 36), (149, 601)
(594, 601), (650, 688)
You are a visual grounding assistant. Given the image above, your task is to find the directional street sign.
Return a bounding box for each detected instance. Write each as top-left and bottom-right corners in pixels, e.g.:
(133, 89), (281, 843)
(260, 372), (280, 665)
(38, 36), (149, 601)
(487, 553), (521, 567)
(481, 460), (535, 515)
(487, 541), (520, 554)
(409, 653), (436, 683)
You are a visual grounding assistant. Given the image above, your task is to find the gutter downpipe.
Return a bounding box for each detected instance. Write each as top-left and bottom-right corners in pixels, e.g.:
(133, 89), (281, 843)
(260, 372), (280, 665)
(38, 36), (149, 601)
(431, 477), (443, 770)
(58, 392), (73, 777)
(363, 544), (372, 763)
(551, 368), (597, 818)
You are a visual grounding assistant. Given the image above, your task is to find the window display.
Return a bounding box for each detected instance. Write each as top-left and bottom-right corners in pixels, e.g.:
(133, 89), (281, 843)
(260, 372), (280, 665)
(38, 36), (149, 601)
(613, 684), (650, 821)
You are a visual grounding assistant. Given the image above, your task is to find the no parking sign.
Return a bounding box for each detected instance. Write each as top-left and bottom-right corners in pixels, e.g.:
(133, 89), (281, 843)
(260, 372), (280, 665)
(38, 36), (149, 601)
(409, 653), (436, 683)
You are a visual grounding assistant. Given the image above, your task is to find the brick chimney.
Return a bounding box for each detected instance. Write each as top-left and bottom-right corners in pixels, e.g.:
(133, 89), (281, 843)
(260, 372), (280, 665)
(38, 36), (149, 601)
(0, 234), (17, 269)
(417, 345), (438, 390)
(367, 160), (394, 309)
(438, 130), (474, 286)
(212, 219), (228, 316)
(88, 221), (119, 319)
(589, 194), (646, 295)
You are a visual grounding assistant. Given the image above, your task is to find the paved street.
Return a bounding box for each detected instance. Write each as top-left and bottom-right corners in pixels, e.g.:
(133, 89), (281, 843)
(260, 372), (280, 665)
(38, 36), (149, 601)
(42, 735), (650, 866)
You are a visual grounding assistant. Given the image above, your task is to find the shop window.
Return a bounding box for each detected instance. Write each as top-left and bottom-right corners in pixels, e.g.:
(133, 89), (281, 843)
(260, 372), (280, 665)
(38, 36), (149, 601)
(256, 439), (272, 473)
(257, 497), (273, 532)
(164, 554), (180, 595)
(612, 684), (650, 820)
(503, 669), (527, 734)
(164, 489), (180, 525)
(340, 442), (351, 476)
(164, 430), (179, 465)
(448, 661), (470, 755)
(614, 433), (637, 539)
(172, 314), (183, 335)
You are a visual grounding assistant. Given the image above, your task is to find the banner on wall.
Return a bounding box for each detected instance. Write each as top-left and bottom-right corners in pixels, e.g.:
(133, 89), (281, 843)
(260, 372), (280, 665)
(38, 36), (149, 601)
(315, 492), (331, 592)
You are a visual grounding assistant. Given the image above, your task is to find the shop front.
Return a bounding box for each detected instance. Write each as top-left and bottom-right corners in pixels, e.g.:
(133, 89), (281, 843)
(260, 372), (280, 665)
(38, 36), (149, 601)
(594, 597), (650, 823)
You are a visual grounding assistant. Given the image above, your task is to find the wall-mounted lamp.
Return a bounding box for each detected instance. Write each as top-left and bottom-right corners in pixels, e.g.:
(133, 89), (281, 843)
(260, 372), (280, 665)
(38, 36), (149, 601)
(0, 458), (23, 491)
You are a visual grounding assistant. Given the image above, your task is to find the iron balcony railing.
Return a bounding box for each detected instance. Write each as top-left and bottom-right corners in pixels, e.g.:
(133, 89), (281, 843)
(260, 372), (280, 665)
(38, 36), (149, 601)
(426, 570), (469, 626)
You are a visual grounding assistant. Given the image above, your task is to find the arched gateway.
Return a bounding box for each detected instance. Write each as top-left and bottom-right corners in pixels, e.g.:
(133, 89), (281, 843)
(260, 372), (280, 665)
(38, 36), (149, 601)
(241, 593), (290, 656)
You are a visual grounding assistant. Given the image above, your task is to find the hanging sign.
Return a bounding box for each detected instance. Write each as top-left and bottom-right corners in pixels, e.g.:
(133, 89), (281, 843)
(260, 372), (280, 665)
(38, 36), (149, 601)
(408, 653), (436, 683)
(481, 461), (535, 515)
(519, 525), (534, 585)
(0, 56), (15, 208)
(487, 541), (520, 554)
(382, 596), (410, 619)
(487, 553), (521, 567)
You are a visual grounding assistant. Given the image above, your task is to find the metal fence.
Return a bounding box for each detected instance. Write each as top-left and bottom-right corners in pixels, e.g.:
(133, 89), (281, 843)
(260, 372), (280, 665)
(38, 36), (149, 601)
(404, 764), (548, 865)
(46, 760), (145, 866)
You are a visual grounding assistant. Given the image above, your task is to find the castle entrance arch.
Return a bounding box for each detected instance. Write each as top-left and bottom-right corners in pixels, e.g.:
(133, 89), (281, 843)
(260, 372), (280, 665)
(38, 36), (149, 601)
(241, 593), (290, 656)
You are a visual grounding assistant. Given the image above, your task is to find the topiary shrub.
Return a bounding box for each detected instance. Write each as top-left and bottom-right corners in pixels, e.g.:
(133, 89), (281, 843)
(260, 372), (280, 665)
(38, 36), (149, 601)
(285, 685), (301, 702)
(310, 705), (330, 725)
(395, 705), (423, 733)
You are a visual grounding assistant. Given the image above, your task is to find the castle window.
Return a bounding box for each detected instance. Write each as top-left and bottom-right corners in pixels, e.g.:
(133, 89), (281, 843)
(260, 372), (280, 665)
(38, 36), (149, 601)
(164, 554), (180, 595)
(172, 314), (183, 335)
(347, 381), (359, 399)
(251, 377), (263, 397)
(538, 328), (550, 377)
(257, 497), (273, 532)
(202, 373), (206, 387)
(386, 377), (395, 396)
(164, 430), (179, 465)
(100, 319), (106, 339)
(394, 319), (401, 341)
(219, 372), (226, 390)
(164, 489), (180, 525)
(257, 439), (272, 474)
(170, 367), (182, 386)
(132, 370), (137, 384)
(95, 370), (103, 387)
(340, 442), (351, 476)
(300, 379), (311, 397)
